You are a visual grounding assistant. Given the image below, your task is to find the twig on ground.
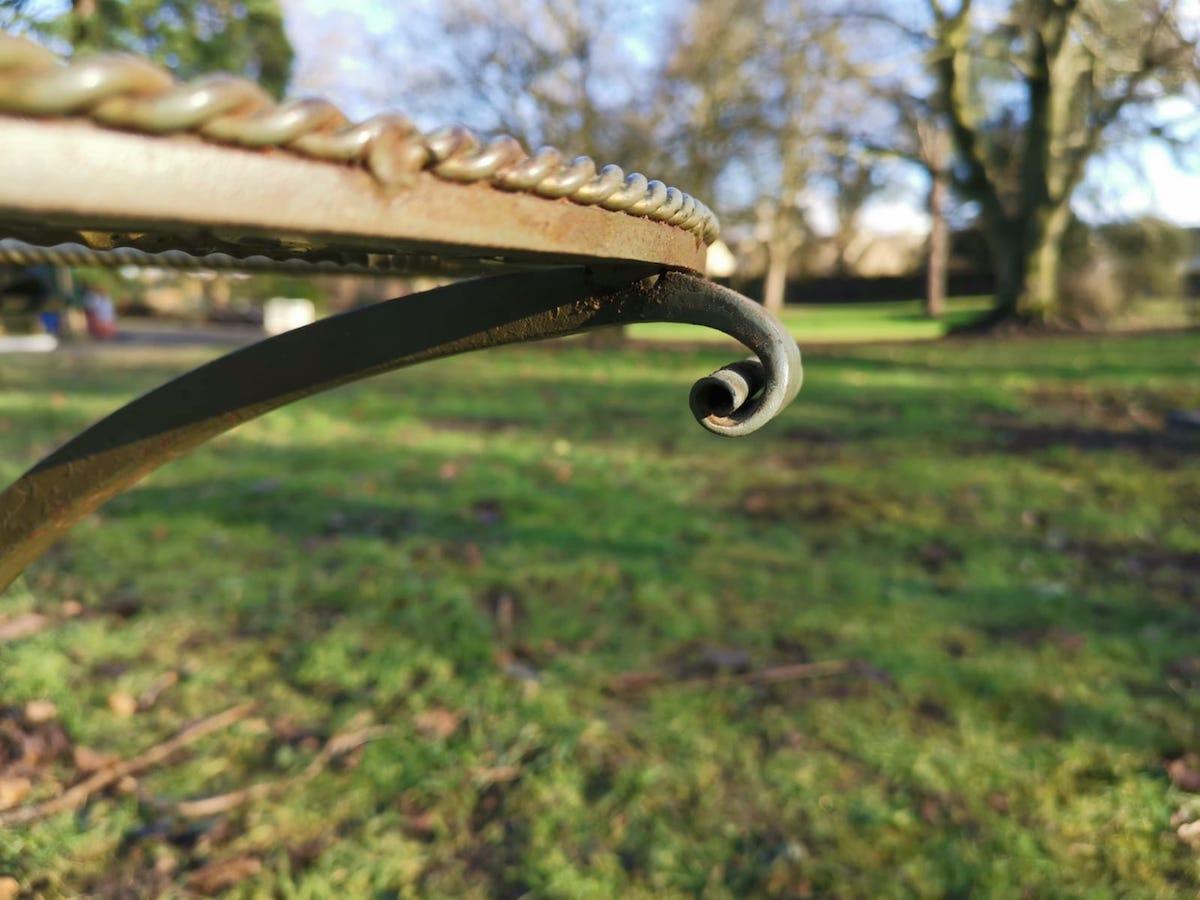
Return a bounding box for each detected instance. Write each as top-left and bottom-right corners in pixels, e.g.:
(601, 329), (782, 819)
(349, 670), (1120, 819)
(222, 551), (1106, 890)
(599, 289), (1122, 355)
(138, 671), (180, 710)
(174, 725), (391, 819)
(0, 612), (49, 643)
(733, 659), (864, 684)
(608, 659), (865, 694)
(0, 702), (255, 826)
(0, 602), (86, 644)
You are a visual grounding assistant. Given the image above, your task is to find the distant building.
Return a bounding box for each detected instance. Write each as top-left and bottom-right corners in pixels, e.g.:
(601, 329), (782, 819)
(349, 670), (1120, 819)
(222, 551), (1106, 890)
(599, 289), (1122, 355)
(704, 240), (737, 279)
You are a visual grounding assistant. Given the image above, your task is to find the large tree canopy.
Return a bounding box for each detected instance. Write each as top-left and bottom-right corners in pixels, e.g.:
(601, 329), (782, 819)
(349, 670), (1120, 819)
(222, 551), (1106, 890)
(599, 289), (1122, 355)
(925, 0), (1198, 322)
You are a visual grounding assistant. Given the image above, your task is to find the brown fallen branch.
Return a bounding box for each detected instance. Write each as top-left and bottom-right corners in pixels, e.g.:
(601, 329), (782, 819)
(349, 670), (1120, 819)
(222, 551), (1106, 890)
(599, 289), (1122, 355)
(0, 702), (255, 826)
(138, 670), (180, 711)
(608, 659), (865, 695)
(174, 725), (391, 819)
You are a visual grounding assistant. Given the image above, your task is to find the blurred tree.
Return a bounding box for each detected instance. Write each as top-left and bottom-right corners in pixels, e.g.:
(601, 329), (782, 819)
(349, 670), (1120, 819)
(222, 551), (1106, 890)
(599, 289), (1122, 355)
(658, 0), (766, 204)
(371, 0), (856, 313)
(393, 0), (677, 343)
(397, 0), (665, 172)
(826, 145), (886, 278)
(1059, 214), (1191, 323)
(385, 0), (856, 312)
(3, 0), (293, 97)
(899, 0), (1197, 325)
(667, 0), (848, 312)
(843, 87), (953, 318)
(0, 0), (32, 30)
(921, 123), (952, 319)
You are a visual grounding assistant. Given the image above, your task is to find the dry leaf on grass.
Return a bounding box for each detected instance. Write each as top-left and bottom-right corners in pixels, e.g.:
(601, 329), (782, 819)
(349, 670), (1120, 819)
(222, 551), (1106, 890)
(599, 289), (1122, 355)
(108, 691), (139, 718)
(174, 725), (390, 819)
(0, 712), (72, 774)
(1178, 819), (1200, 848)
(0, 777), (31, 810)
(0, 703), (255, 825)
(73, 746), (118, 773)
(1167, 757), (1200, 793)
(414, 708), (461, 740)
(138, 671), (179, 709)
(23, 700), (57, 724)
(0, 613), (48, 642)
(473, 765), (521, 786)
(185, 855), (262, 895)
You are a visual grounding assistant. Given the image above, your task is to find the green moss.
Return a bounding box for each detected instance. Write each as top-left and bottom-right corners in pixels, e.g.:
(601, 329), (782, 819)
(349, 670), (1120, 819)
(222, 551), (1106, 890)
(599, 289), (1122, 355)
(0, 328), (1198, 895)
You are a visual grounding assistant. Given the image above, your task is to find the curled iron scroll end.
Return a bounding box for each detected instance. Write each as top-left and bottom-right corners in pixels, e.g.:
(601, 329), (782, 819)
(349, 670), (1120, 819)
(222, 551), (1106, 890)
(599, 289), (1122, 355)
(650, 273), (802, 437)
(690, 359), (776, 435)
(688, 353), (802, 437)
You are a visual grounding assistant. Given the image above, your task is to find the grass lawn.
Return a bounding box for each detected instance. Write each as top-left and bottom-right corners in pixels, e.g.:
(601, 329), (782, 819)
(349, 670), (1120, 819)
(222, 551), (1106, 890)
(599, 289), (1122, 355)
(629, 295), (1194, 345)
(631, 296), (994, 344)
(1, 326), (1198, 897)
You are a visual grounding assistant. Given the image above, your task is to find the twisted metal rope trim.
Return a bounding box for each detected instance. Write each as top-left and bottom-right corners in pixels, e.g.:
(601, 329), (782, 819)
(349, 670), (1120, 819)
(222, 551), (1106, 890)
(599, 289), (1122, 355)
(0, 238), (493, 276)
(0, 33), (719, 244)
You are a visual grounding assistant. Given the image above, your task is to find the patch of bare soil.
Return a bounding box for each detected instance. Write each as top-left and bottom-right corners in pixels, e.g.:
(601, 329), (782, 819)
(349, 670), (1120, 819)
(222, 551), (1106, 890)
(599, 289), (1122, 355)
(739, 478), (910, 527)
(1026, 384), (1170, 428)
(979, 624), (1087, 653)
(0, 705), (74, 810)
(783, 425), (853, 446)
(1168, 657), (1200, 693)
(976, 384), (1199, 462)
(975, 415), (1197, 465)
(774, 427), (854, 466)
(1065, 539), (1200, 602)
(426, 416), (525, 435)
(606, 639), (891, 699)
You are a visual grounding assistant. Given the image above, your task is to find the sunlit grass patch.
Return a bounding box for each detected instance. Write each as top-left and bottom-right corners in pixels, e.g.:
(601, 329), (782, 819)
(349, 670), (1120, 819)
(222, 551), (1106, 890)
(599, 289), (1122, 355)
(0, 329), (1197, 896)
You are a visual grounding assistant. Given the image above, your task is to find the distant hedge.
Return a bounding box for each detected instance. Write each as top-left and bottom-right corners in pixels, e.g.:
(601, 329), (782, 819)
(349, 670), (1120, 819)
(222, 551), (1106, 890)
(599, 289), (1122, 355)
(730, 272), (997, 305)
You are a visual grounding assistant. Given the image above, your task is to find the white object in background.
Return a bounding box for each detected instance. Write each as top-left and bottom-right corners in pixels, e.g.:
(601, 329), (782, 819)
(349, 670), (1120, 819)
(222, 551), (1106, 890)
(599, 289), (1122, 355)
(263, 297), (316, 335)
(0, 334), (57, 353)
(704, 239), (737, 279)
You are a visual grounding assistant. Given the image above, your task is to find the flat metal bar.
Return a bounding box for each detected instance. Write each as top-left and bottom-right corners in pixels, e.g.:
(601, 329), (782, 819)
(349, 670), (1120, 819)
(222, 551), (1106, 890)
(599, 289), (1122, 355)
(0, 269), (799, 593)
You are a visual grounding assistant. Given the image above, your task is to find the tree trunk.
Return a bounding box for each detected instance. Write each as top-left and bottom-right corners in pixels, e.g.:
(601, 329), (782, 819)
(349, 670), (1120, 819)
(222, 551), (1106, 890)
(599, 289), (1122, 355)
(984, 224), (1026, 325)
(925, 173), (949, 319)
(762, 243), (790, 314)
(979, 202), (1070, 328)
(1018, 203), (1070, 322)
(71, 0), (97, 48)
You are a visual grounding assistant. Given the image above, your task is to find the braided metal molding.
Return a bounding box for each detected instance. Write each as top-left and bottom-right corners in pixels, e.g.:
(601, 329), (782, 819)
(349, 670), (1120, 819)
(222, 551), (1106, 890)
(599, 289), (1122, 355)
(0, 33), (719, 245)
(0, 238), (500, 277)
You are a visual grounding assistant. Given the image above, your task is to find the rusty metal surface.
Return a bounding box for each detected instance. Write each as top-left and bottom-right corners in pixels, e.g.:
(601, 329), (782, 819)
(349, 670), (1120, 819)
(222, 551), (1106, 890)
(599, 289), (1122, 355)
(0, 117), (707, 274)
(0, 269), (799, 592)
(0, 31), (717, 245)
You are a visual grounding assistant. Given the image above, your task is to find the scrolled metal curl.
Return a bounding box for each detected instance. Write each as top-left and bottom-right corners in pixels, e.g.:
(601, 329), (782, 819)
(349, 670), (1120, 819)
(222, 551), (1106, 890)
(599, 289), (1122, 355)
(0, 32), (719, 243)
(638, 272), (802, 436)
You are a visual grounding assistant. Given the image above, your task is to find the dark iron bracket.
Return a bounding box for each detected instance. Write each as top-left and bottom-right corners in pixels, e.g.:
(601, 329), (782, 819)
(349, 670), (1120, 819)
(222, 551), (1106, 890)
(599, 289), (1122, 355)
(0, 267), (800, 592)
